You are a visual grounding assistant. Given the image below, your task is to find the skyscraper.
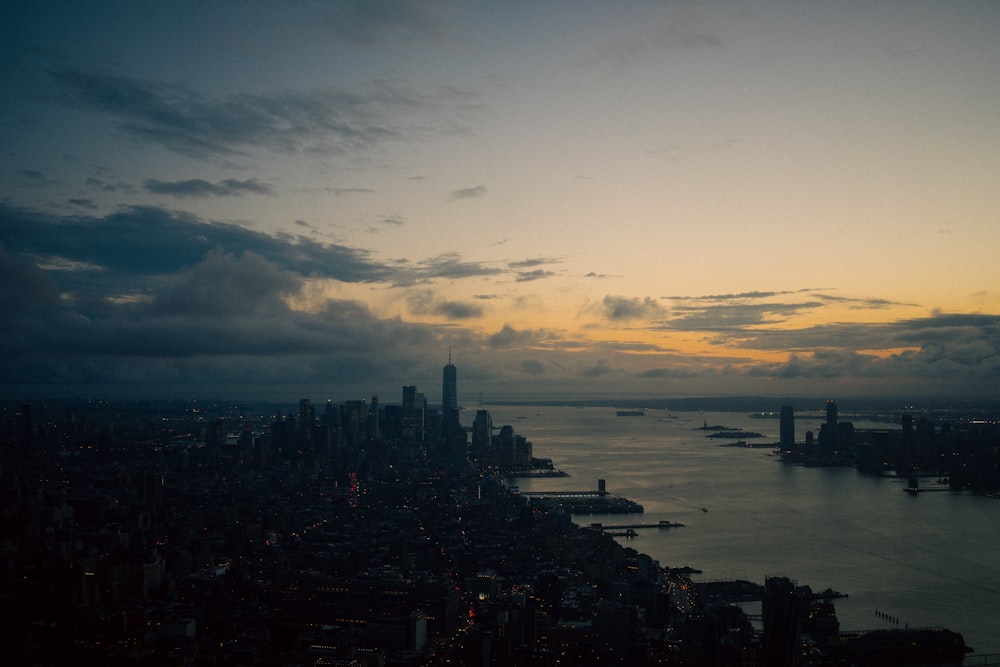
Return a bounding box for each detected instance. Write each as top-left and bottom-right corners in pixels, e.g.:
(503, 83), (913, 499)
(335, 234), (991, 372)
(763, 576), (803, 667)
(821, 399), (838, 451)
(401, 385), (424, 442)
(780, 405), (795, 450)
(471, 409), (493, 463)
(441, 352), (462, 447)
(442, 352), (457, 413)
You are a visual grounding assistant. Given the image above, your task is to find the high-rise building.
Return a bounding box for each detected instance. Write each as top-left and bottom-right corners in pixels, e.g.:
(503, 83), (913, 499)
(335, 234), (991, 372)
(441, 352), (461, 441)
(780, 405), (795, 450)
(403, 385), (417, 410)
(298, 398), (314, 447)
(442, 353), (457, 413)
(471, 409), (493, 463)
(401, 385), (424, 442)
(820, 399), (838, 452)
(368, 395), (380, 440)
(763, 576), (803, 666)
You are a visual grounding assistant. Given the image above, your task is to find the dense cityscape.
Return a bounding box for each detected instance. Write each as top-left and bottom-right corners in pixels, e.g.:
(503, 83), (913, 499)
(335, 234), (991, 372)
(6, 4), (1000, 665)
(2, 357), (998, 666)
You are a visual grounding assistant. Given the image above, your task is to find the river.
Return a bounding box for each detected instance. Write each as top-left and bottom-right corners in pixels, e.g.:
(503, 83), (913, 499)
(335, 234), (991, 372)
(484, 404), (1000, 658)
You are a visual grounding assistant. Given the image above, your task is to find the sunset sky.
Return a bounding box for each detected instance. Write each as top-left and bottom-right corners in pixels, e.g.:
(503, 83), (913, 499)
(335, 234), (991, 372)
(3, 1), (999, 403)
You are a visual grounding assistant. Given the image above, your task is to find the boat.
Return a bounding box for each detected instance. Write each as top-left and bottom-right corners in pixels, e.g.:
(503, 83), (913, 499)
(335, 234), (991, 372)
(616, 409), (645, 417)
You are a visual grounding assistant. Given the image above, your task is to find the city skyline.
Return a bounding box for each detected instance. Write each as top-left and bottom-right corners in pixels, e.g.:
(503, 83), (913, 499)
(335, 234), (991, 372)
(3, 2), (1000, 401)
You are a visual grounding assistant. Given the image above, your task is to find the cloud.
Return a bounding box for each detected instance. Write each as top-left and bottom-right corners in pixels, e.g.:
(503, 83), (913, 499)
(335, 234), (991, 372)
(509, 258), (559, 269)
(0, 203), (393, 287)
(520, 359), (546, 376)
(318, 0), (450, 46)
(0, 243), (451, 394)
(602, 295), (666, 321)
(412, 252), (502, 282)
(450, 185), (486, 200)
(721, 314), (1000, 391)
(515, 269), (555, 282)
(436, 301), (483, 320)
(488, 325), (543, 348)
(334, 187), (377, 196)
(407, 291), (483, 320)
(148, 249), (299, 319)
(0, 243), (60, 318)
(4, 200), (998, 400)
(144, 178), (274, 197)
(665, 301), (825, 331)
(85, 177), (127, 192)
(657, 290), (917, 333)
(636, 367), (699, 379)
(578, 8), (724, 73)
(665, 289), (810, 302)
(581, 359), (616, 377)
(506, 258), (559, 282)
(48, 67), (464, 160)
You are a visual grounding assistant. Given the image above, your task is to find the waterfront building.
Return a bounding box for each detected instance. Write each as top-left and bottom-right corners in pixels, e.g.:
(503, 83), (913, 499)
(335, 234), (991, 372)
(820, 399), (838, 452)
(780, 405), (795, 450)
(763, 576), (804, 667)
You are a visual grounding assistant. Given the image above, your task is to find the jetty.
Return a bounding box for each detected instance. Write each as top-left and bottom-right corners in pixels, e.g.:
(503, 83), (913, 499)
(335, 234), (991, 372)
(588, 520), (685, 531)
(519, 479), (645, 514)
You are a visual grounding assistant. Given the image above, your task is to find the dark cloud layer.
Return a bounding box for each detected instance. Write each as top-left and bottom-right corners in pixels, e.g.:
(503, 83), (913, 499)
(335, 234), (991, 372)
(2, 202), (998, 400)
(602, 295), (666, 321)
(0, 203), (390, 286)
(48, 67), (458, 160)
(144, 178), (274, 198)
(0, 239), (440, 396)
(407, 291), (483, 320)
(0, 204), (544, 398)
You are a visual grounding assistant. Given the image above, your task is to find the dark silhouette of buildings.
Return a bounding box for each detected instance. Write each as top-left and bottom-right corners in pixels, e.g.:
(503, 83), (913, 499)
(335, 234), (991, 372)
(779, 405), (795, 451)
(762, 576), (803, 667)
(442, 352), (457, 414)
(819, 399), (838, 453)
(0, 387), (991, 666)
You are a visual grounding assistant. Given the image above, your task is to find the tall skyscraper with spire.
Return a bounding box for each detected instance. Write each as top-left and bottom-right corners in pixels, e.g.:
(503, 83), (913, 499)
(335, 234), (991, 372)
(440, 351), (466, 464)
(442, 350), (457, 413)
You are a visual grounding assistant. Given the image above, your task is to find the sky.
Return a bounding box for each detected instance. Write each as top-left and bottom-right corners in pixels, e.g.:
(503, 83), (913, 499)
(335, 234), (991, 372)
(2, 1), (999, 404)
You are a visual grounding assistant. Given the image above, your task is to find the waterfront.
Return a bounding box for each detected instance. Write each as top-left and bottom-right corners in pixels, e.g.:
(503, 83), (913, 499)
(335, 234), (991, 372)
(491, 404), (1000, 657)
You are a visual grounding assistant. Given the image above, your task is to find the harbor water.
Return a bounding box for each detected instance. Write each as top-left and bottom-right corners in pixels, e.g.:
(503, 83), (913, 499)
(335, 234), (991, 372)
(487, 404), (1000, 658)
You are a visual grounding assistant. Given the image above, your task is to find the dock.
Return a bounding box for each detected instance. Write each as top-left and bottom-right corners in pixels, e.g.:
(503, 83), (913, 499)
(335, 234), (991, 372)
(589, 520), (685, 531)
(518, 479), (645, 514)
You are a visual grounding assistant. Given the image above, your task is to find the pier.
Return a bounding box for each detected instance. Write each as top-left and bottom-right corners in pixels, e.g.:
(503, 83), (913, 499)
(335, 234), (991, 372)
(519, 490), (609, 498)
(518, 479), (644, 514)
(588, 520), (685, 531)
